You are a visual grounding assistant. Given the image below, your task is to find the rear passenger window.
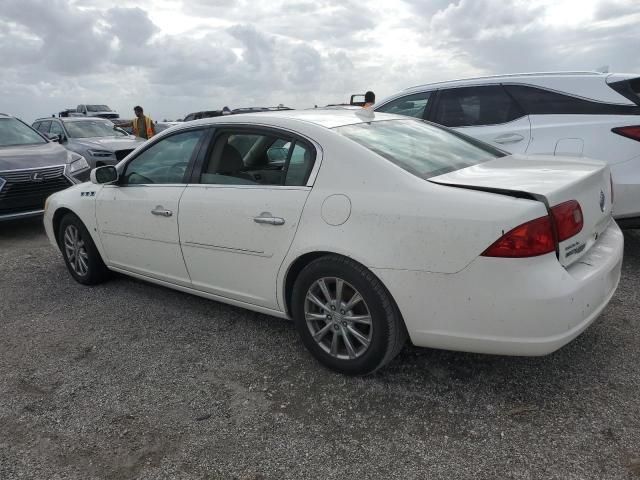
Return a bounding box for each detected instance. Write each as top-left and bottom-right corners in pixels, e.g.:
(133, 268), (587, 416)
(505, 84), (640, 115)
(434, 86), (524, 127)
(200, 132), (315, 187)
(376, 92), (431, 119)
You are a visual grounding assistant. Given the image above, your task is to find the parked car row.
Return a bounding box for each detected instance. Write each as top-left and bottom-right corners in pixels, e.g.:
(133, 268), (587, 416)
(1, 70), (636, 374)
(0, 113), (90, 221)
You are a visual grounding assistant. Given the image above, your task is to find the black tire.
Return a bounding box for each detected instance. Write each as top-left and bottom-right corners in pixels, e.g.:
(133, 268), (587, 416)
(58, 213), (110, 285)
(291, 255), (407, 375)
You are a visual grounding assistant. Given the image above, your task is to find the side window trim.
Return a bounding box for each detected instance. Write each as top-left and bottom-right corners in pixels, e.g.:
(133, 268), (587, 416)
(189, 124), (318, 188)
(118, 126), (211, 186)
(425, 89), (440, 121)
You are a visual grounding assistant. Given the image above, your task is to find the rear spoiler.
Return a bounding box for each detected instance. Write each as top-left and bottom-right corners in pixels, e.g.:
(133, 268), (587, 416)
(607, 74), (640, 106)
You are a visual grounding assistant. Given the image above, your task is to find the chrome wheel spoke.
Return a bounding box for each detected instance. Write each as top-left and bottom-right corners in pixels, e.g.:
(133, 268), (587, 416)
(344, 292), (363, 311)
(306, 312), (328, 322)
(317, 278), (332, 304)
(313, 323), (333, 342)
(341, 327), (357, 359)
(335, 278), (344, 306)
(347, 326), (370, 347)
(306, 292), (331, 313)
(330, 332), (339, 356)
(345, 314), (371, 325)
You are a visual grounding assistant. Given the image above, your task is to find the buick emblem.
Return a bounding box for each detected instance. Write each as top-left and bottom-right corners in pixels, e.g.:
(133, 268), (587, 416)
(31, 172), (44, 182)
(599, 190), (605, 212)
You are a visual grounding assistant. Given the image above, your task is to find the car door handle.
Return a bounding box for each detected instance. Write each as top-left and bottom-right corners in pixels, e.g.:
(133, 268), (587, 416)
(493, 133), (525, 144)
(151, 206), (173, 217)
(253, 212), (285, 226)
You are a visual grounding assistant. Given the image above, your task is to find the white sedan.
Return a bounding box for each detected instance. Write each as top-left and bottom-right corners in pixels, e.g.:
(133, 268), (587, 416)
(43, 109), (624, 375)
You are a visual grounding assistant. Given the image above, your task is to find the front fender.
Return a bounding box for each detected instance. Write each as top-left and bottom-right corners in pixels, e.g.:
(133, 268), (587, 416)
(44, 183), (107, 260)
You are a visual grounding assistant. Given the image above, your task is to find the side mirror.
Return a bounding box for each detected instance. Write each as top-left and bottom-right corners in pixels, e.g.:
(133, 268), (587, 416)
(46, 133), (60, 143)
(91, 165), (118, 184)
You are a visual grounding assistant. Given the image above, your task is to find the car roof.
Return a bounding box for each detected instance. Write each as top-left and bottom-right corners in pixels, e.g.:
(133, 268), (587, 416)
(380, 71), (634, 106)
(403, 71), (606, 91)
(181, 109), (406, 130)
(35, 116), (112, 123)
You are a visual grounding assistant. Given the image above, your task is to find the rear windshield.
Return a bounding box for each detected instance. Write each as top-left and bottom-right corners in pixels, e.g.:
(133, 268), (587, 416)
(335, 119), (504, 179)
(87, 105), (111, 112)
(0, 118), (47, 147)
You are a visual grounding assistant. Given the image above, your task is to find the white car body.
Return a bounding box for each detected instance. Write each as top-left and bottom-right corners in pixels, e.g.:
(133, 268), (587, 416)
(375, 72), (640, 224)
(43, 110), (623, 370)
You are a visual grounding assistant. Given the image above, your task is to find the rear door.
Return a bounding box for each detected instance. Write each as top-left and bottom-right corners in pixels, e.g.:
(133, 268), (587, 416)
(431, 85), (532, 153)
(178, 127), (318, 310)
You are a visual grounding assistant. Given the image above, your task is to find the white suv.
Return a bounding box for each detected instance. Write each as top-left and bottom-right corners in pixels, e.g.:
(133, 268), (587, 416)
(375, 72), (640, 225)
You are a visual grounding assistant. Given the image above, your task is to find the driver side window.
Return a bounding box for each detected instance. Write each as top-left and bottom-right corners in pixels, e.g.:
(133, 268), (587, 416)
(122, 129), (205, 185)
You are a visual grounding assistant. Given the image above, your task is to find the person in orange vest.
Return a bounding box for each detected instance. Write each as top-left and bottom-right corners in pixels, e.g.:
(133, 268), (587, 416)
(123, 106), (156, 140)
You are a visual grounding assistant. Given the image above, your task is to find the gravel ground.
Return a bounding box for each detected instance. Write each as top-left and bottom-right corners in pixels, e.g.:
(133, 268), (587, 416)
(0, 217), (639, 480)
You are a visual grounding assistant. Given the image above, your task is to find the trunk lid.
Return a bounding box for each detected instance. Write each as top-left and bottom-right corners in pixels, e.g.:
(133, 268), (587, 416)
(429, 154), (613, 267)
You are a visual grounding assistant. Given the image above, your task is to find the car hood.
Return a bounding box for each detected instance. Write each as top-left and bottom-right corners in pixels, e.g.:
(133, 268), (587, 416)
(0, 142), (69, 171)
(69, 136), (143, 151)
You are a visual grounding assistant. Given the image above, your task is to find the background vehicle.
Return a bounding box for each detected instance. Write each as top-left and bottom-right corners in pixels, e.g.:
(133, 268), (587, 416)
(43, 110), (622, 374)
(183, 110), (224, 122)
(76, 104), (119, 120)
(154, 121), (181, 134)
(0, 113), (89, 221)
(375, 72), (640, 225)
(32, 117), (142, 168)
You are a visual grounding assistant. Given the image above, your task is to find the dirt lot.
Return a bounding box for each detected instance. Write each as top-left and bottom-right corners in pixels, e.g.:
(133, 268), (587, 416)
(0, 218), (639, 480)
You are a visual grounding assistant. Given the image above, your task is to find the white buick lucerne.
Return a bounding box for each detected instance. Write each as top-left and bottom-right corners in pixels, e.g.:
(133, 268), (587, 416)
(43, 109), (624, 375)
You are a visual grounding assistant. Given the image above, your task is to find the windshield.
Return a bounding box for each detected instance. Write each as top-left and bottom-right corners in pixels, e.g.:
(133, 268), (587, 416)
(335, 119), (504, 179)
(0, 118), (47, 147)
(87, 105), (111, 112)
(65, 120), (127, 139)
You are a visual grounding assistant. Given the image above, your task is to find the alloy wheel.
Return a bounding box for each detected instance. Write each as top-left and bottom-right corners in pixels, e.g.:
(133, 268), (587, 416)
(304, 277), (373, 360)
(63, 224), (89, 276)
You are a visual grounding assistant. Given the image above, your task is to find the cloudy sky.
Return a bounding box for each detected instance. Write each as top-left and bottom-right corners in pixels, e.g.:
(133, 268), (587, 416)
(1, 0), (639, 122)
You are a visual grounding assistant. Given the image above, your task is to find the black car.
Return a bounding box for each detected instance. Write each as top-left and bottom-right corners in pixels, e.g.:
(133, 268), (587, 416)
(0, 114), (90, 221)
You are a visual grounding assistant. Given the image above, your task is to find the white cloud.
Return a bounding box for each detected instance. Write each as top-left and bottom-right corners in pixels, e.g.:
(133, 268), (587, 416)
(0, 0), (638, 122)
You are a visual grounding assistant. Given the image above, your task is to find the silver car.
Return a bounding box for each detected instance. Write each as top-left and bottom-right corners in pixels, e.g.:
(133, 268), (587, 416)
(32, 117), (143, 168)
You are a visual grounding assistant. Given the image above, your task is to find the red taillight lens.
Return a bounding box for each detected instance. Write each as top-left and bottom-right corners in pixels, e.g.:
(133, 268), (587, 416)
(550, 200), (583, 242)
(481, 216), (555, 258)
(612, 125), (640, 142)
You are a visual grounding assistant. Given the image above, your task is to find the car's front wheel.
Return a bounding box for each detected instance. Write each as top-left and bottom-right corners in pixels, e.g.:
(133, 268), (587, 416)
(58, 213), (109, 285)
(292, 255), (407, 375)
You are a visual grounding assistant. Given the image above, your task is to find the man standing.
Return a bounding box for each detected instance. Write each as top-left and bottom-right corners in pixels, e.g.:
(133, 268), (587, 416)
(127, 106), (155, 140)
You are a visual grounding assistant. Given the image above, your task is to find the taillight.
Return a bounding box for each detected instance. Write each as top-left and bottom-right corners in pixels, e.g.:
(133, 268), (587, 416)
(612, 125), (640, 142)
(550, 200), (583, 242)
(481, 216), (555, 258)
(482, 200), (583, 258)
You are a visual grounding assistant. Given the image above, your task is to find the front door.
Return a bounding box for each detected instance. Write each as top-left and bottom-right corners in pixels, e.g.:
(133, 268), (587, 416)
(96, 127), (208, 285)
(431, 85), (532, 154)
(179, 128), (318, 309)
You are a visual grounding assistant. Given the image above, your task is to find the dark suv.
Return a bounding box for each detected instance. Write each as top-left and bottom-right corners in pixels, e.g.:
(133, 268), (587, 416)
(0, 114), (90, 221)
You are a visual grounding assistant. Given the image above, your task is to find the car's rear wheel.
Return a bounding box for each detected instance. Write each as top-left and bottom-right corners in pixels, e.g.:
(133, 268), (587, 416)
(292, 255), (406, 375)
(58, 213), (109, 285)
